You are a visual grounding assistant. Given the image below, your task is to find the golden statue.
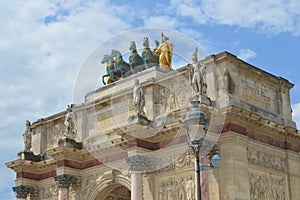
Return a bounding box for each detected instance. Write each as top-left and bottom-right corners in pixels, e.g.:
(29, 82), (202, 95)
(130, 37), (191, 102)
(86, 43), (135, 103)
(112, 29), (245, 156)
(153, 33), (174, 71)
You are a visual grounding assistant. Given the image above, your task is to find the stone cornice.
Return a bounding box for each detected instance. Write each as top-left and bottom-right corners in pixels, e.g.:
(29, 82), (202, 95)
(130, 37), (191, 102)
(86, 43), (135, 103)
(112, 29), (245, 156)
(224, 106), (299, 139)
(47, 146), (93, 162)
(211, 51), (294, 88)
(6, 158), (56, 174)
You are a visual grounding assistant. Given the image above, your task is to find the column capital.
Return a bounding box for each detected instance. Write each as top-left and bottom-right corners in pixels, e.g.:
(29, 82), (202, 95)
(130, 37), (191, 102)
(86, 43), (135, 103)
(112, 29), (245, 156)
(54, 174), (76, 188)
(126, 155), (155, 173)
(13, 185), (34, 198)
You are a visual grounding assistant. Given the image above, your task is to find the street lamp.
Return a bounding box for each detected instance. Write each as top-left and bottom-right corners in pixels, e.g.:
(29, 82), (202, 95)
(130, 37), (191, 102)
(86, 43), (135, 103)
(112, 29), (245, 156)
(184, 98), (215, 200)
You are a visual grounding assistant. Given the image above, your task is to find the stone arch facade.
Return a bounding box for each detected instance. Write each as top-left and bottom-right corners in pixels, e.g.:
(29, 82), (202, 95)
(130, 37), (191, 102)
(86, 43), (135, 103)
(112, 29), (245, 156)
(88, 172), (131, 200)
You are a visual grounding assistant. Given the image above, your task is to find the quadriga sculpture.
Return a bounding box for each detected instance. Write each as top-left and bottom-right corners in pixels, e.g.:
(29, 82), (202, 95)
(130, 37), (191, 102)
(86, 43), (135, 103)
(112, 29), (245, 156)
(111, 49), (131, 77)
(101, 54), (120, 85)
(142, 37), (159, 68)
(129, 41), (145, 73)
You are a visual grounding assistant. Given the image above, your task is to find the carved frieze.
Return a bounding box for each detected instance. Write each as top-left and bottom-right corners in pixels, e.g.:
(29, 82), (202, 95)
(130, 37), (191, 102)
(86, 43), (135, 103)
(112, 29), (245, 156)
(159, 176), (195, 200)
(39, 183), (58, 199)
(249, 171), (286, 200)
(247, 148), (286, 172)
(47, 123), (64, 149)
(160, 150), (194, 172)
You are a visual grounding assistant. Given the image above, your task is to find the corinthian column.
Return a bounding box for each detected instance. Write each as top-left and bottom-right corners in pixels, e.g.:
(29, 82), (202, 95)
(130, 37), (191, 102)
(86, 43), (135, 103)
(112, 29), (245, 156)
(54, 174), (76, 200)
(13, 185), (34, 200)
(126, 155), (155, 200)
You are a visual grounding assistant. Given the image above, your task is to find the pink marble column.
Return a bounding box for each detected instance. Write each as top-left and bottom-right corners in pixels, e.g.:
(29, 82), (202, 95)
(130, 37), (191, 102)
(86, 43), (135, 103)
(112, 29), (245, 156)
(54, 174), (76, 200)
(58, 188), (69, 200)
(131, 172), (143, 200)
(126, 155), (155, 200)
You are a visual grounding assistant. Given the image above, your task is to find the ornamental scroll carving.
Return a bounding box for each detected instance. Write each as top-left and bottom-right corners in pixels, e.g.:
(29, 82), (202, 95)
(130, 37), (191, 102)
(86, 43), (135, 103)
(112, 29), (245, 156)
(160, 150), (194, 172)
(249, 172), (286, 200)
(247, 148), (286, 172)
(159, 176), (195, 200)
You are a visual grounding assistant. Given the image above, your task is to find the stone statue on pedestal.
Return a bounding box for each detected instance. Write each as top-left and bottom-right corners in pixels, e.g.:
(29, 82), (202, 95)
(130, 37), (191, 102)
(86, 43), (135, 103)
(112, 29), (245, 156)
(23, 120), (32, 151)
(188, 47), (211, 105)
(189, 47), (207, 95)
(64, 105), (77, 139)
(128, 79), (150, 125)
(133, 79), (145, 116)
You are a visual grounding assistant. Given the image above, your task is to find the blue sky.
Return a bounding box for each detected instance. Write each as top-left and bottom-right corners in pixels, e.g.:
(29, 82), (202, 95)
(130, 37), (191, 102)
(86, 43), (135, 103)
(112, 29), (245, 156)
(1, 0), (300, 199)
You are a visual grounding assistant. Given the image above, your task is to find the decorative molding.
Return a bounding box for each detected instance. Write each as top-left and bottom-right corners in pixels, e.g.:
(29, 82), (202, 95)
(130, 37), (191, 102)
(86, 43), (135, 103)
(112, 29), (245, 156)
(126, 155), (155, 172)
(54, 174), (77, 188)
(249, 171), (286, 200)
(82, 174), (101, 200)
(13, 185), (34, 198)
(247, 148), (286, 172)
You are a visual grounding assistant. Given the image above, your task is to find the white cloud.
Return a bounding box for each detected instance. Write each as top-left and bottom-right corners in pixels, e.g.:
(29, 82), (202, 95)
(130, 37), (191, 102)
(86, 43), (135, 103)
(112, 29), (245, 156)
(237, 49), (257, 61)
(292, 103), (300, 129)
(0, 1), (133, 198)
(170, 0), (300, 35)
(143, 15), (179, 29)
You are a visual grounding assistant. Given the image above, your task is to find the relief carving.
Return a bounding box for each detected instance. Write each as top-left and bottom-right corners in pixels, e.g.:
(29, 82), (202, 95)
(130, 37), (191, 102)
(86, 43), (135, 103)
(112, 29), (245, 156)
(249, 172), (286, 200)
(247, 148), (286, 172)
(39, 183), (58, 199)
(82, 174), (101, 199)
(159, 176), (195, 200)
(47, 123), (64, 149)
(155, 86), (179, 117)
(160, 149), (194, 172)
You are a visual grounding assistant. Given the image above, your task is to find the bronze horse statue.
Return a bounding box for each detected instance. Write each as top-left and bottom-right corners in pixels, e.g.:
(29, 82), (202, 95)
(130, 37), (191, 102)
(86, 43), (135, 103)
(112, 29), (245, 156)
(129, 41), (145, 73)
(142, 37), (159, 68)
(101, 54), (120, 85)
(111, 50), (131, 78)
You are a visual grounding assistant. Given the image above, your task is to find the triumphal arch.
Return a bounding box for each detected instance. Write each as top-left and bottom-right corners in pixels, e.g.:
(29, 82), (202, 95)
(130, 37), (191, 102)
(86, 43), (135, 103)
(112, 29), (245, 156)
(6, 34), (300, 200)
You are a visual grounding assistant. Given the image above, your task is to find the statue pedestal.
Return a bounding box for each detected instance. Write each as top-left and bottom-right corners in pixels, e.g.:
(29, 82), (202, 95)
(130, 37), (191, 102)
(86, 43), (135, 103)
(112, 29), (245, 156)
(128, 113), (151, 126)
(58, 137), (83, 149)
(198, 94), (211, 106)
(17, 151), (41, 161)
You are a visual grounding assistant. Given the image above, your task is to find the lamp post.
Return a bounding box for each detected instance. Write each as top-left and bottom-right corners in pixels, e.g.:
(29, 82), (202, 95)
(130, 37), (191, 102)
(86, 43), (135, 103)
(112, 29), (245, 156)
(184, 99), (209, 200)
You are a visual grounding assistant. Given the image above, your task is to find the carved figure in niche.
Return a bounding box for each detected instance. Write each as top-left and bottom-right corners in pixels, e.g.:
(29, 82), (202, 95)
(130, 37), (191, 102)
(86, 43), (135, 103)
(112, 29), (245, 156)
(133, 79), (145, 115)
(186, 176), (195, 200)
(188, 47), (207, 96)
(64, 105), (77, 139)
(153, 33), (174, 71)
(23, 120), (32, 151)
(168, 91), (178, 111)
(159, 182), (164, 200)
(177, 178), (185, 200)
(165, 181), (174, 200)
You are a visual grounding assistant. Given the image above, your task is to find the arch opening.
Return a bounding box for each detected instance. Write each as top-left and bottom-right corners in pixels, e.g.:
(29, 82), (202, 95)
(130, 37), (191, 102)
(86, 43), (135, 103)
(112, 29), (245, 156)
(94, 184), (131, 200)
